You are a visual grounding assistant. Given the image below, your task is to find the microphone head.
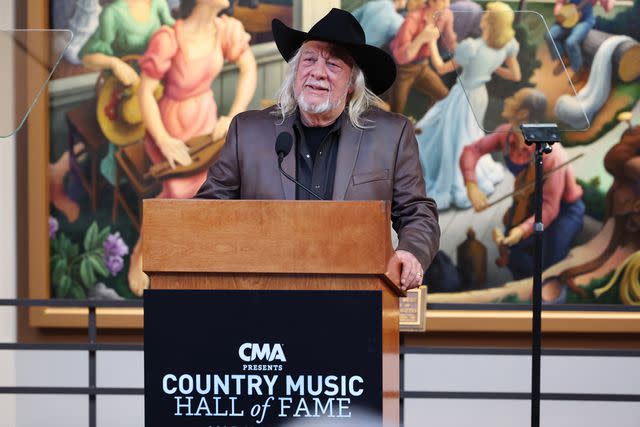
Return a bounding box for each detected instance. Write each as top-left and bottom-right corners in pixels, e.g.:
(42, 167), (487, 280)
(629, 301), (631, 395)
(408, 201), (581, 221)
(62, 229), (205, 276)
(275, 132), (293, 158)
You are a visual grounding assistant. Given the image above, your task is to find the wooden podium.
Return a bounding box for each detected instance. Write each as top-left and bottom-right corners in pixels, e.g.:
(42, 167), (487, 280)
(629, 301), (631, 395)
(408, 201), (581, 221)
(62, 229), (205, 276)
(142, 199), (404, 426)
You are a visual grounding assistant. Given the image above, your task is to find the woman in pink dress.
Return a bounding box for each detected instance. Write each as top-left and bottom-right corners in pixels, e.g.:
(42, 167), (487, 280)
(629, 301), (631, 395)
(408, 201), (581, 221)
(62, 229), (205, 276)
(129, 0), (257, 295)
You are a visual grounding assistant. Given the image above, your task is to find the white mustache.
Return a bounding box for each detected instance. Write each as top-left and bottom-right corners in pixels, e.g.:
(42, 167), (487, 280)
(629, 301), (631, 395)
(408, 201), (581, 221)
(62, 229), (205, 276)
(304, 79), (329, 90)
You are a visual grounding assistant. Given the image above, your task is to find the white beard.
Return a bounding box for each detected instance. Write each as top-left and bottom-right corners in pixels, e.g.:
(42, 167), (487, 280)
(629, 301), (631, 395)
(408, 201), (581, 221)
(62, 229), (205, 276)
(295, 79), (348, 115)
(297, 93), (336, 114)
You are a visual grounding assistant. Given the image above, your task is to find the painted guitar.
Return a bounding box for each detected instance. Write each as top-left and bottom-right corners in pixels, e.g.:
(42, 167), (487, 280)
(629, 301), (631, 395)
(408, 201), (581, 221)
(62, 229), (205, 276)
(556, 0), (592, 29)
(147, 134), (226, 180)
(487, 154), (584, 267)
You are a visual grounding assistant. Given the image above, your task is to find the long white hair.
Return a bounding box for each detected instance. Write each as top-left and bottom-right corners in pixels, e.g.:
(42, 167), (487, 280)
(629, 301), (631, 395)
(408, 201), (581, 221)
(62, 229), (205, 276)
(273, 46), (385, 129)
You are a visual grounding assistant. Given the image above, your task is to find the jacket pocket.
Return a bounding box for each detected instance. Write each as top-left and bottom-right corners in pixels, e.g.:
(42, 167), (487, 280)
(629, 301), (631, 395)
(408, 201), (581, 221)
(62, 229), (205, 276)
(352, 169), (390, 185)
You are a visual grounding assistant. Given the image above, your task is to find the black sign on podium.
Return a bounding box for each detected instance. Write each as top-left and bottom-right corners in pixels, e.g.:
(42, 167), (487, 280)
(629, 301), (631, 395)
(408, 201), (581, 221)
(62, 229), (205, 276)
(144, 290), (383, 427)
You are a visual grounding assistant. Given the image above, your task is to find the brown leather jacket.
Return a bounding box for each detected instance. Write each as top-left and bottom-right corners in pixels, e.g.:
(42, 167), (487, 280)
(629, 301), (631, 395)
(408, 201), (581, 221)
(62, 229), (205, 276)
(195, 106), (440, 269)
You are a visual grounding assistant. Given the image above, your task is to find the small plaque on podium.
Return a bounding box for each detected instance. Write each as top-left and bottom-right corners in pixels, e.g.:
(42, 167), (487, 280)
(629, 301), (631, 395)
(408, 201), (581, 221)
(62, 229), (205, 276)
(399, 285), (427, 332)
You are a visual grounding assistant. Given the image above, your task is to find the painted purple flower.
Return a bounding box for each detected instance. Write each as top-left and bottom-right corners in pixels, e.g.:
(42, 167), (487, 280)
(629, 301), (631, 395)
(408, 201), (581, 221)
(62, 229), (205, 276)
(103, 232), (129, 258)
(48, 216), (59, 239)
(105, 255), (124, 276)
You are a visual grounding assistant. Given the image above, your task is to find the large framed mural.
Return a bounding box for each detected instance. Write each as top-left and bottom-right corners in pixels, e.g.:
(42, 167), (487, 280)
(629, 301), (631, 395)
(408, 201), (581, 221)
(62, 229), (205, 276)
(24, 0), (294, 328)
(22, 0), (640, 333)
(343, 0), (640, 333)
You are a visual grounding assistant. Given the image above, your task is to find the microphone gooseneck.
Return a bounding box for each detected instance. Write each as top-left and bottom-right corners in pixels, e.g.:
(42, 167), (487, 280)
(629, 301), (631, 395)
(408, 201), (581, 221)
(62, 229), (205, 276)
(274, 132), (324, 201)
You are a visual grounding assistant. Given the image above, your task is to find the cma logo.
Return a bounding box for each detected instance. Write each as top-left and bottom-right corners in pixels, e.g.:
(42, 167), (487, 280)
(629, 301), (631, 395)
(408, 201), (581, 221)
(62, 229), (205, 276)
(239, 343), (287, 362)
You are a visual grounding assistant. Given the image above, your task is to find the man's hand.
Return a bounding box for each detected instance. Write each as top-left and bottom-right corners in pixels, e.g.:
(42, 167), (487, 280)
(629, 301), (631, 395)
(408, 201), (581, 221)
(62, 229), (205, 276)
(466, 182), (488, 212)
(492, 227), (505, 246)
(396, 250), (424, 291)
(418, 24), (440, 45)
(502, 227), (524, 246)
(494, 226), (524, 247)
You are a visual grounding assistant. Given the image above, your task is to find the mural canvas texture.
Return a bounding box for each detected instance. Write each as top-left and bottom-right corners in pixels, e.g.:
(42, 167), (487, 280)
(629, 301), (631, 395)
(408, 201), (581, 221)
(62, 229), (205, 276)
(343, 0), (640, 307)
(43, 0), (639, 319)
(47, 0), (290, 303)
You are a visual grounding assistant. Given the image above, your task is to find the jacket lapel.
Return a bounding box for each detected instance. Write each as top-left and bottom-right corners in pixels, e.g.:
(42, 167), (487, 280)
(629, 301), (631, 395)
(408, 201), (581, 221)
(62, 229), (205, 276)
(274, 113), (297, 200)
(332, 116), (363, 200)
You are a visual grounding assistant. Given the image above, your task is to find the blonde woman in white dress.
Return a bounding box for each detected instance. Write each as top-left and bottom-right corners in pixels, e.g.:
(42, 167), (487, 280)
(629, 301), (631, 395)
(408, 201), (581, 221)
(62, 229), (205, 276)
(415, 1), (521, 210)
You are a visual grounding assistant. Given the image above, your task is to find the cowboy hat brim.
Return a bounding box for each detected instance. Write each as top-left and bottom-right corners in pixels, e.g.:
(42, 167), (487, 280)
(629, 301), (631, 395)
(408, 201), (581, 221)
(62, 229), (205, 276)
(272, 18), (396, 95)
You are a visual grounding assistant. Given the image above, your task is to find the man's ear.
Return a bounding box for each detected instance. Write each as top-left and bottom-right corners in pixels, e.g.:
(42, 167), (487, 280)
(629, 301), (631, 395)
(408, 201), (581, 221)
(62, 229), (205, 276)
(346, 80), (355, 95)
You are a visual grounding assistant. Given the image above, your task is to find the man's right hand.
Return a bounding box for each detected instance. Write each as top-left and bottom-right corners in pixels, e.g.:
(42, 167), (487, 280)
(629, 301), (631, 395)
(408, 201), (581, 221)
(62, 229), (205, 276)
(419, 24), (440, 44)
(466, 182), (488, 212)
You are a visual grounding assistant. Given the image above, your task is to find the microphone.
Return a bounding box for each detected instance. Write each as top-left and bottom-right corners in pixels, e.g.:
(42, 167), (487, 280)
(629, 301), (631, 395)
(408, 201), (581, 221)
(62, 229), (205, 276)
(275, 132), (324, 200)
(276, 132), (293, 162)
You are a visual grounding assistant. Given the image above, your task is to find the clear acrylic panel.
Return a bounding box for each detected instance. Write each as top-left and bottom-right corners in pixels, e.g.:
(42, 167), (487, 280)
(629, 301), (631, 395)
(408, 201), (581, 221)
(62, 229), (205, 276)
(433, 9), (590, 133)
(0, 29), (72, 138)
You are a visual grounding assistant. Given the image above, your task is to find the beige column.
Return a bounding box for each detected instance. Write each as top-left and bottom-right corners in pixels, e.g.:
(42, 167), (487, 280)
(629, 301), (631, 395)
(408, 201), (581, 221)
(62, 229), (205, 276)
(0, 1), (17, 426)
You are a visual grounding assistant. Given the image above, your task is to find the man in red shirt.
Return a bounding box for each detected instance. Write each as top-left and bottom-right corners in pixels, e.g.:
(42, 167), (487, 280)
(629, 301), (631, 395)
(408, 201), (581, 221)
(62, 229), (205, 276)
(389, 0), (457, 114)
(460, 89), (585, 279)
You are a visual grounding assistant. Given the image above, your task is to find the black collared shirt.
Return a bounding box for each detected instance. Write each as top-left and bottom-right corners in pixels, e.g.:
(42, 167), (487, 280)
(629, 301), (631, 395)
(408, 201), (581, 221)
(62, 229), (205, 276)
(293, 112), (342, 200)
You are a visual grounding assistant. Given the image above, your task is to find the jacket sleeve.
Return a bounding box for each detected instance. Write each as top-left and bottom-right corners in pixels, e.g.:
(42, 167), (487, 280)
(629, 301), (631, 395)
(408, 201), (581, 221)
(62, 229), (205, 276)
(193, 115), (242, 199)
(391, 119), (441, 270)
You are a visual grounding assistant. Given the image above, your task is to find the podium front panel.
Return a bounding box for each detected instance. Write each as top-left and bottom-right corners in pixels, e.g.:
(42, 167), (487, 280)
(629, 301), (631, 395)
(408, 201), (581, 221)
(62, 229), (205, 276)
(144, 290), (383, 427)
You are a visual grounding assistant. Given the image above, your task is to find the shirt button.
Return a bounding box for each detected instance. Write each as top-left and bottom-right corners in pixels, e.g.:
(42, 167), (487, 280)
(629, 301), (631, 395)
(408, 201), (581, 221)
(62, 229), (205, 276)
(305, 154), (310, 159)
(314, 185), (320, 189)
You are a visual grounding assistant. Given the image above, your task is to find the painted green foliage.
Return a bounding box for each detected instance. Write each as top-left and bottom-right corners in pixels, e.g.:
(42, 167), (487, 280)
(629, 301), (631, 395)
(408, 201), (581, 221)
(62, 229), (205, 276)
(50, 220), (128, 298)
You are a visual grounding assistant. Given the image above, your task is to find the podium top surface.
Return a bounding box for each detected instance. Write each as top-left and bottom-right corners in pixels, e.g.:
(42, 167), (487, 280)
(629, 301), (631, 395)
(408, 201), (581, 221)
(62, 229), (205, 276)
(142, 199), (398, 281)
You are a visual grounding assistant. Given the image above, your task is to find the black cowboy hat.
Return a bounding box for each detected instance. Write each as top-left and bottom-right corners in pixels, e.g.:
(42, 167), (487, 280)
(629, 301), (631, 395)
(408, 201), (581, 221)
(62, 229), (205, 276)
(272, 8), (396, 95)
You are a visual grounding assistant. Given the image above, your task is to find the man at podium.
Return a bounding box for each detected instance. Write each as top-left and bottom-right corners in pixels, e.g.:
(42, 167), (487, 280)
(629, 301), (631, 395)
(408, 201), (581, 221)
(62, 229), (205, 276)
(196, 8), (440, 291)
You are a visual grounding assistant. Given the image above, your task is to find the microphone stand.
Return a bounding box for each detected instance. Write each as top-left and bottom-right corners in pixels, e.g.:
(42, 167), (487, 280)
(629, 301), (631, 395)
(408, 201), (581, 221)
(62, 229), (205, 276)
(520, 123), (558, 427)
(277, 154), (324, 201)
